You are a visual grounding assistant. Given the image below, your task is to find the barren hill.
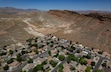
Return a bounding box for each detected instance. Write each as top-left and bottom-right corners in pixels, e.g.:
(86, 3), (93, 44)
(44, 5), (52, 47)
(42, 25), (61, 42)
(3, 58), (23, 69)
(0, 8), (111, 54)
(48, 10), (111, 53)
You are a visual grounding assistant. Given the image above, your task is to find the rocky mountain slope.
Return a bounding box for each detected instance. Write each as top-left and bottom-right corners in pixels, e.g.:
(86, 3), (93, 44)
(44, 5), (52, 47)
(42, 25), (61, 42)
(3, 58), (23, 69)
(0, 8), (111, 54)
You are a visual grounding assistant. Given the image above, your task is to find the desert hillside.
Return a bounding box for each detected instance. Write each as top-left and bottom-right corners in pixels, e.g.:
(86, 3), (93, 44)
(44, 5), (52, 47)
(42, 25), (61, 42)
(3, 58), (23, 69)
(0, 8), (111, 54)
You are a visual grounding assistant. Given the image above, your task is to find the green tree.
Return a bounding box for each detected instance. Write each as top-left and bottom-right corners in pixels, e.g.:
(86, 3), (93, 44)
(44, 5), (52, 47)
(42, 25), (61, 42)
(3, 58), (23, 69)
(0, 52), (7, 56)
(58, 55), (65, 61)
(32, 64), (43, 72)
(58, 64), (63, 72)
(48, 51), (51, 56)
(85, 66), (91, 72)
(49, 60), (58, 67)
(70, 66), (75, 70)
(0, 62), (1, 66)
(42, 61), (47, 65)
(54, 53), (59, 58)
(71, 45), (75, 50)
(7, 58), (14, 64)
(91, 61), (95, 66)
(102, 62), (106, 67)
(98, 51), (103, 54)
(9, 50), (13, 55)
(34, 49), (38, 54)
(26, 38), (33, 43)
(28, 58), (33, 63)
(77, 49), (81, 53)
(16, 54), (22, 62)
(67, 58), (71, 63)
(79, 57), (87, 65)
(67, 54), (78, 63)
(32, 43), (38, 48)
(85, 54), (91, 59)
(32, 67), (37, 72)
(36, 64), (43, 71)
(3, 65), (9, 70)
(73, 56), (79, 62)
(21, 50), (27, 55)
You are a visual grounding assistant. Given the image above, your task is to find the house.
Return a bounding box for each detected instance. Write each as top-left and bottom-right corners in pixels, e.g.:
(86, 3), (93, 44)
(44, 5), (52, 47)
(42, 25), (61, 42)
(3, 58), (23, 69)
(37, 42), (44, 48)
(2, 55), (9, 61)
(82, 51), (88, 55)
(99, 65), (103, 70)
(47, 56), (52, 61)
(63, 49), (68, 54)
(11, 54), (17, 58)
(69, 61), (77, 67)
(33, 57), (46, 65)
(62, 44), (69, 48)
(43, 45), (49, 51)
(22, 63), (34, 72)
(51, 48), (57, 56)
(59, 39), (67, 44)
(78, 44), (84, 48)
(93, 56), (99, 63)
(86, 47), (92, 51)
(107, 61), (111, 68)
(52, 57), (59, 63)
(63, 63), (71, 72)
(86, 59), (91, 65)
(57, 47), (62, 51)
(102, 52), (110, 59)
(78, 51), (88, 57)
(30, 46), (36, 51)
(92, 49), (99, 54)
(52, 36), (58, 41)
(28, 51), (36, 58)
(6, 44), (15, 52)
(38, 48), (42, 53)
(59, 51), (65, 55)
(76, 64), (87, 72)
(8, 61), (20, 71)
(40, 52), (49, 58)
(43, 64), (50, 70)
(74, 53), (81, 58)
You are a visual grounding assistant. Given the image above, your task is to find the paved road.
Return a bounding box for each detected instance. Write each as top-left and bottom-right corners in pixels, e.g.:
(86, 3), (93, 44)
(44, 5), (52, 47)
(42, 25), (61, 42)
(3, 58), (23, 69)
(1, 46), (111, 72)
(13, 48), (54, 72)
(92, 57), (104, 72)
(92, 53), (111, 72)
(51, 49), (77, 72)
(1, 48), (55, 72)
(16, 51), (49, 72)
(51, 57), (68, 72)
(77, 47), (111, 72)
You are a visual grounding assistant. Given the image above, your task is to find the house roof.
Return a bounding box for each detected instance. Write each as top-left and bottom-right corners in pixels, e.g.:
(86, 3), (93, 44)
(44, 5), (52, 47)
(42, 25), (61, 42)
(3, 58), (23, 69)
(76, 64), (86, 71)
(22, 63), (34, 71)
(63, 64), (70, 72)
(69, 61), (77, 67)
(43, 64), (50, 69)
(34, 57), (46, 63)
(28, 51), (36, 56)
(8, 61), (20, 67)
(30, 46), (36, 50)
(38, 48), (42, 52)
(51, 49), (57, 54)
(86, 59), (91, 65)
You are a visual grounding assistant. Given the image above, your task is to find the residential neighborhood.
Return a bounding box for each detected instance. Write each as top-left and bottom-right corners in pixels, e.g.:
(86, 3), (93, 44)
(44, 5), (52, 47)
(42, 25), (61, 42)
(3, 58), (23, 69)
(0, 34), (111, 72)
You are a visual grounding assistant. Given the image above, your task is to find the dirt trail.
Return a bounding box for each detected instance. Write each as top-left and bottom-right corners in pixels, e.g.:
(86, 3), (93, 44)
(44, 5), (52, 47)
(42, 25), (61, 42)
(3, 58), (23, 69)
(23, 18), (44, 37)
